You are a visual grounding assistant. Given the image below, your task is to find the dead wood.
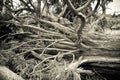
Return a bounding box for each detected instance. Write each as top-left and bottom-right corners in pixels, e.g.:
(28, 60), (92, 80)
(0, 0), (119, 80)
(0, 66), (24, 80)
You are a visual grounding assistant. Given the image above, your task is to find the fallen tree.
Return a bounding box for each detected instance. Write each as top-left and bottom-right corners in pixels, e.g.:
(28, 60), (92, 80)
(0, 0), (119, 80)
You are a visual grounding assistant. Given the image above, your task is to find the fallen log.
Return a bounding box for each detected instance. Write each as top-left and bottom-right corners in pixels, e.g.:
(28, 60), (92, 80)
(0, 66), (24, 80)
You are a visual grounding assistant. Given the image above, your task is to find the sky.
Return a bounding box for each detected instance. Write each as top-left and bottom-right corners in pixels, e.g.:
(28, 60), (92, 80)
(107, 0), (120, 14)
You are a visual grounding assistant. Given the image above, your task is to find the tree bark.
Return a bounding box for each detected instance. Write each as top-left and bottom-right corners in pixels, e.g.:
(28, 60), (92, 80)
(0, 66), (24, 80)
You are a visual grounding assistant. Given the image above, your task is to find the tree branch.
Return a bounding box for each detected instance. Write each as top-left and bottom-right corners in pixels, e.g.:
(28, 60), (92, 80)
(28, 0), (36, 10)
(80, 56), (120, 65)
(58, 4), (68, 18)
(77, 0), (93, 12)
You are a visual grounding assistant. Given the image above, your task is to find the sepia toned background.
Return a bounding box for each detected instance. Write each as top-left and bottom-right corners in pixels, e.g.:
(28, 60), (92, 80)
(107, 0), (120, 14)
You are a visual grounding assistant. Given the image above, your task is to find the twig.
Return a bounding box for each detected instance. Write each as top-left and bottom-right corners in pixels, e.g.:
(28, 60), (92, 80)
(32, 55), (57, 73)
(40, 39), (65, 56)
(77, 0), (93, 12)
(76, 68), (93, 74)
(58, 5), (67, 18)
(30, 51), (51, 60)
